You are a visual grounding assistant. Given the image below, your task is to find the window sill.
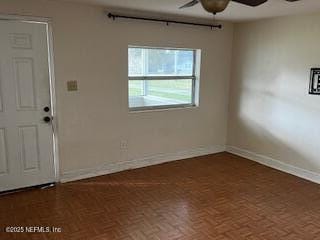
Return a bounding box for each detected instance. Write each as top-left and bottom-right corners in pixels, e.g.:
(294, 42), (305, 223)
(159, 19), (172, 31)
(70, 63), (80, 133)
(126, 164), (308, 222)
(129, 104), (198, 113)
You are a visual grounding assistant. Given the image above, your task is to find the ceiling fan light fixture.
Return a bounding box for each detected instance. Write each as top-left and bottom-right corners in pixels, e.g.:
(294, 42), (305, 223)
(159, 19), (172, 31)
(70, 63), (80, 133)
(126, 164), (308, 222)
(199, 0), (231, 14)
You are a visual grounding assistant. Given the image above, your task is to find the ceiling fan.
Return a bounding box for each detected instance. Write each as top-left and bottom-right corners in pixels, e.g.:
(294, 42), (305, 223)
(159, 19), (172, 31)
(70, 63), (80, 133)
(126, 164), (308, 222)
(180, 0), (300, 14)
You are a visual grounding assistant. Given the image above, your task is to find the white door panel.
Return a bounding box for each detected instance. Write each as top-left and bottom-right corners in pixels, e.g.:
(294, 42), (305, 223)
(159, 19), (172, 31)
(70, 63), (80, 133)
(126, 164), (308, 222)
(0, 21), (55, 192)
(14, 58), (37, 110)
(19, 125), (40, 171)
(0, 128), (8, 175)
(0, 73), (3, 112)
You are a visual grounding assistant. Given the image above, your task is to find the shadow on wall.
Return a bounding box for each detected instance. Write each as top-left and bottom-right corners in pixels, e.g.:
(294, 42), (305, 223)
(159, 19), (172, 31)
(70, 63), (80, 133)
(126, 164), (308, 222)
(227, 13), (320, 175)
(229, 76), (320, 174)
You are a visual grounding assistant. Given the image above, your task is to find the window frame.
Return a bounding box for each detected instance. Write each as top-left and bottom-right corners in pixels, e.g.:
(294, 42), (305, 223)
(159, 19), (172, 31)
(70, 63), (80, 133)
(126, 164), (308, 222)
(128, 46), (198, 111)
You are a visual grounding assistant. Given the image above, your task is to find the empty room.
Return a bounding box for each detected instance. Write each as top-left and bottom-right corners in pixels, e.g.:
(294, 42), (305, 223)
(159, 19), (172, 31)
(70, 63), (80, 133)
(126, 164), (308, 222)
(0, 0), (320, 239)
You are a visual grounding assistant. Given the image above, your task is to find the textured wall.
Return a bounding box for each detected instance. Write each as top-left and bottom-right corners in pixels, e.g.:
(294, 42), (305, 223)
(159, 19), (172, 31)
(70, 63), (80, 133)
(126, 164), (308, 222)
(228, 13), (320, 173)
(0, 0), (234, 176)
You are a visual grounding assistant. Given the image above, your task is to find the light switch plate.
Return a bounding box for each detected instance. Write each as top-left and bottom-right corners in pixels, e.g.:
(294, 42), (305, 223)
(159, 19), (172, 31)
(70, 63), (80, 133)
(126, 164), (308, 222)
(67, 81), (78, 91)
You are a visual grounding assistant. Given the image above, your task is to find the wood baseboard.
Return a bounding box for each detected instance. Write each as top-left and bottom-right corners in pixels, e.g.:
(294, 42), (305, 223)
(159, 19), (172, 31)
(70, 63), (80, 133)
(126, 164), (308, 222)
(227, 146), (320, 184)
(61, 145), (226, 183)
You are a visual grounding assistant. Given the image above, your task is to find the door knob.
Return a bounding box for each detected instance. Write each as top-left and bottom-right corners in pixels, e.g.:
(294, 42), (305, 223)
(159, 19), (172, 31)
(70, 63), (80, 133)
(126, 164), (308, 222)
(43, 116), (51, 123)
(44, 106), (50, 112)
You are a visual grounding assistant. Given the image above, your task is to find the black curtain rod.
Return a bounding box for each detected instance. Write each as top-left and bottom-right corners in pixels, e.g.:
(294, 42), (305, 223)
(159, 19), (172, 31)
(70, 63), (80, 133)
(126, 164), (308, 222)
(107, 13), (222, 29)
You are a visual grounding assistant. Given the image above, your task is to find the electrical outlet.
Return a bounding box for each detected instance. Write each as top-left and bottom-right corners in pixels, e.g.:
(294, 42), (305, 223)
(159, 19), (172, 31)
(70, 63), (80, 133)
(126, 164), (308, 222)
(120, 140), (128, 150)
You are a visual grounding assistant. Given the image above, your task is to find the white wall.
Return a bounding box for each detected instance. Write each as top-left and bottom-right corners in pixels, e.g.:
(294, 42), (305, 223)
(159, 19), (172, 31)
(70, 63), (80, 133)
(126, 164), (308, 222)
(0, 0), (234, 180)
(228, 13), (320, 175)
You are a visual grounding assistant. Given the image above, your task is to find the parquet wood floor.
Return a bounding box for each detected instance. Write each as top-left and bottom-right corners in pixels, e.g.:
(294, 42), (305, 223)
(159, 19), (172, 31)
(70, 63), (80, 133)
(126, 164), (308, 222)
(1, 152), (320, 240)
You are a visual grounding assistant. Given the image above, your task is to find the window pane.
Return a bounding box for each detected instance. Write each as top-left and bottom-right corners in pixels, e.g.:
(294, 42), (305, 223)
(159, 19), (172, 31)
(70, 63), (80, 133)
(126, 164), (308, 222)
(129, 79), (193, 108)
(128, 48), (194, 77)
(128, 48), (143, 76)
(129, 80), (144, 96)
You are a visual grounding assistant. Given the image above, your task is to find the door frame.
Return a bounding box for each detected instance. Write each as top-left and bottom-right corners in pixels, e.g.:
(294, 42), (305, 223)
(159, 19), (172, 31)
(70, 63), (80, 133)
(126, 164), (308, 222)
(0, 13), (60, 183)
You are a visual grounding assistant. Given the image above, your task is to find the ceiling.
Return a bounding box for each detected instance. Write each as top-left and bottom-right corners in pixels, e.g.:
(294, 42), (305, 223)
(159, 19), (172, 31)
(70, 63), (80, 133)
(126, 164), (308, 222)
(62, 0), (320, 22)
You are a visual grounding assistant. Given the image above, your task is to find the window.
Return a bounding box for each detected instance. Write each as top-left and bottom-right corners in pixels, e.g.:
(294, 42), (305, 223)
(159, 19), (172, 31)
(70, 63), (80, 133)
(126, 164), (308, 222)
(128, 46), (199, 111)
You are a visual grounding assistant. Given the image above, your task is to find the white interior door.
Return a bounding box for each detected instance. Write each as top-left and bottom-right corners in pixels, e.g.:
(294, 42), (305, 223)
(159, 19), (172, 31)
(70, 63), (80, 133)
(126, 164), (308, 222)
(0, 20), (55, 192)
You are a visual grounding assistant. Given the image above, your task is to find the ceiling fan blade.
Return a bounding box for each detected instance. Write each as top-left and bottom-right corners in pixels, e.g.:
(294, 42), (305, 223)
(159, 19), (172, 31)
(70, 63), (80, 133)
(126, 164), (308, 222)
(179, 0), (200, 9)
(232, 0), (268, 7)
